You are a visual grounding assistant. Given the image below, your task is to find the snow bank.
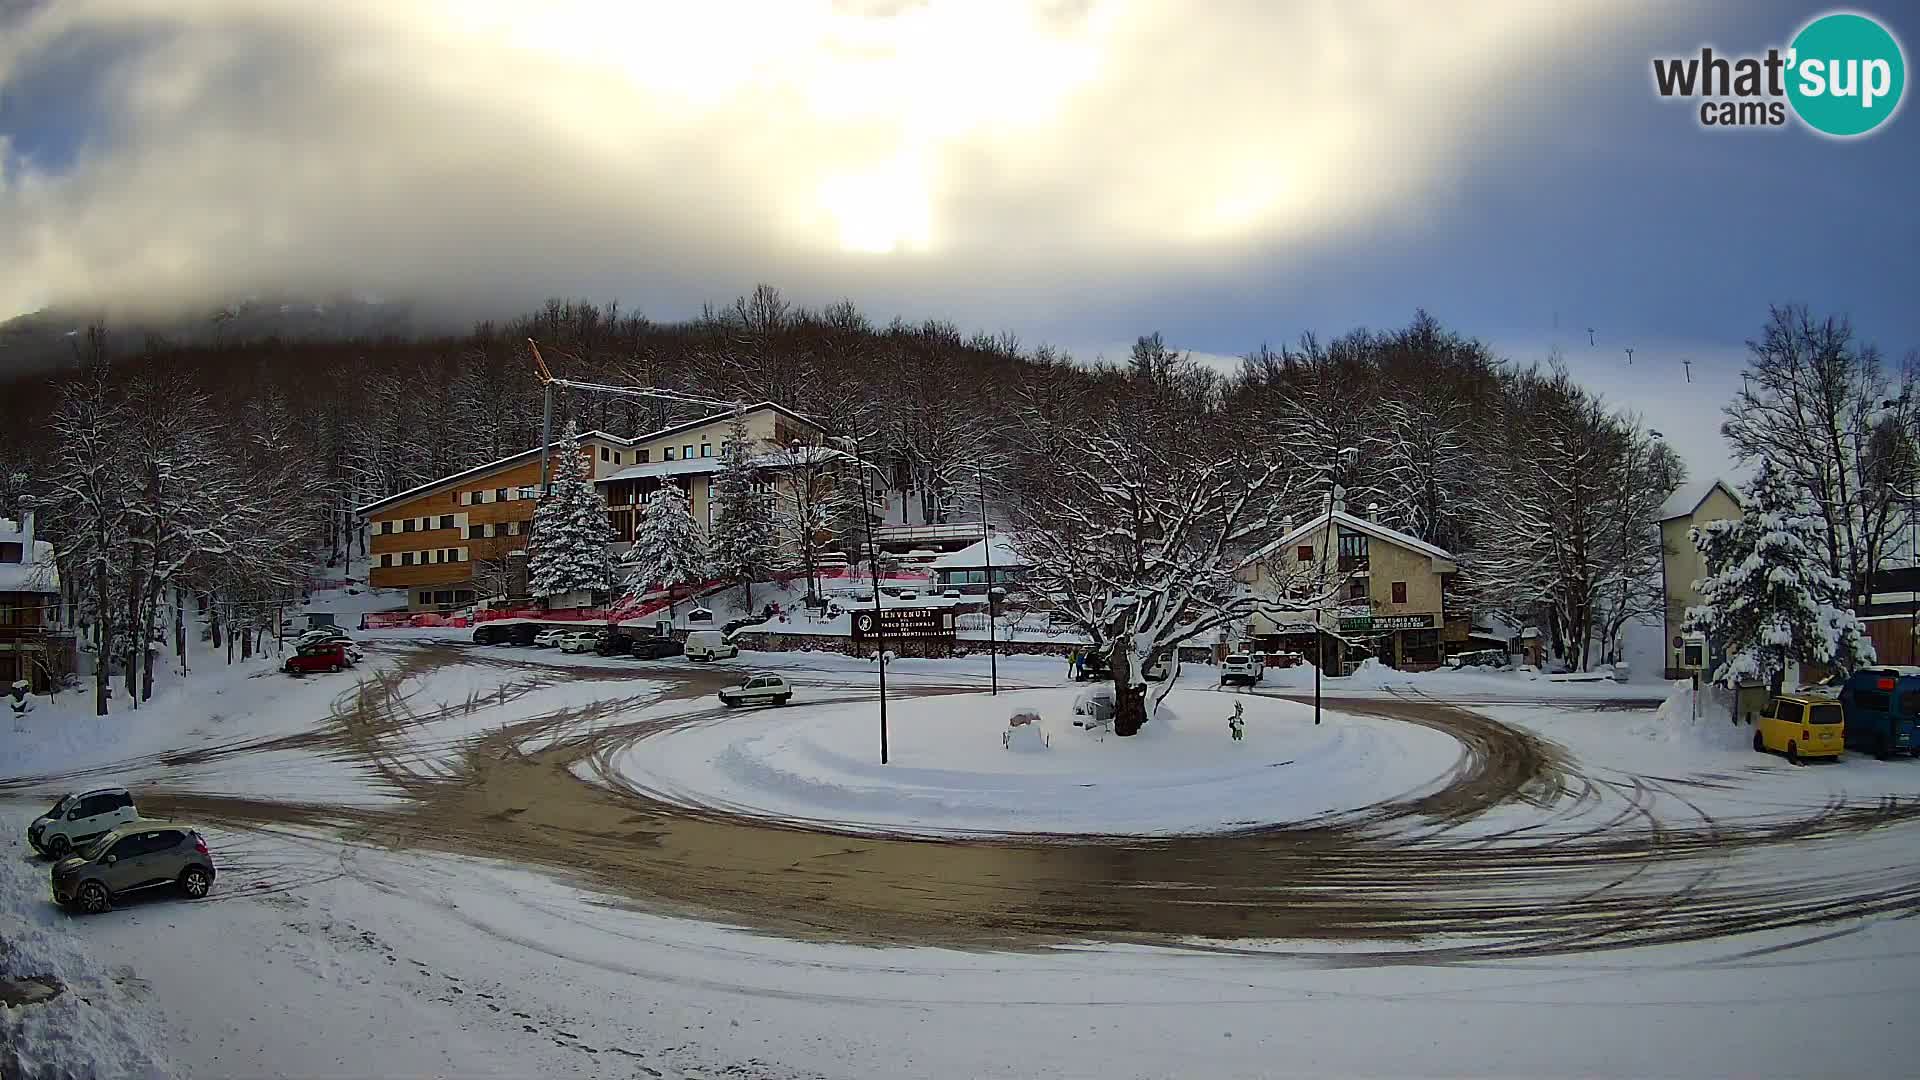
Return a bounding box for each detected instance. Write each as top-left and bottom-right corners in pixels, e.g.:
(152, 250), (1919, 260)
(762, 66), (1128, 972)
(598, 687), (1460, 837)
(0, 825), (171, 1079)
(1628, 680), (1752, 751)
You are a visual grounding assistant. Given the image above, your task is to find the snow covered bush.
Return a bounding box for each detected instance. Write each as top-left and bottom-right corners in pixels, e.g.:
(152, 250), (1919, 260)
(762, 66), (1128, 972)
(1685, 460), (1874, 695)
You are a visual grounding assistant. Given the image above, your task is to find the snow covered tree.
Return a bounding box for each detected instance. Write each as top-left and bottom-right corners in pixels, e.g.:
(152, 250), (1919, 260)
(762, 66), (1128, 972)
(1009, 383), (1326, 738)
(1685, 460), (1875, 699)
(529, 422), (615, 600)
(707, 411), (777, 609)
(624, 483), (707, 620)
(762, 441), (850, 601)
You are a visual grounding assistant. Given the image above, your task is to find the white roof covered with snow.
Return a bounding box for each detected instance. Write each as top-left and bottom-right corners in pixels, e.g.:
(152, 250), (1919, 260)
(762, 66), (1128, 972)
(597, 446), (846, 485)
(1263, 510), (1457, 569)
(1658, 478), (1742, 522)
(929, 534), (1026, 569)
(0, 518), (58, 594)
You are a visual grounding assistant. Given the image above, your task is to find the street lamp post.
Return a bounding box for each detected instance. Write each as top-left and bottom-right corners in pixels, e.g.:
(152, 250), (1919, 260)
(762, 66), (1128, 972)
(1315, 447), (1359, 727)
(978, 465), (997, 696)
(1883, 397), (1917, 663)
(836, 433), (890, 763)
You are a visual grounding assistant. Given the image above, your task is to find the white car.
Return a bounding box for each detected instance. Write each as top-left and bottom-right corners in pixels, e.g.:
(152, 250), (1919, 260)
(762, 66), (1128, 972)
(28, 788), (140, 859)
(1144, 655), (1174, 682)
(940, 588), (962, 599)
(718, 674), (792, 707)
(533, 628), (570, 648)
(1219, 654), (1264, 686)
(558, 631), (600, 654)
(684, 630), (738, 662)
(296, 628), (363, 664)
(895, 589), (919, 601)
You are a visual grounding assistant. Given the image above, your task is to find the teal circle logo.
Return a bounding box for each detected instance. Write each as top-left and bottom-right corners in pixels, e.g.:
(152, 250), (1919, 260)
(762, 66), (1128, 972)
(1788, 12), (1906, 136)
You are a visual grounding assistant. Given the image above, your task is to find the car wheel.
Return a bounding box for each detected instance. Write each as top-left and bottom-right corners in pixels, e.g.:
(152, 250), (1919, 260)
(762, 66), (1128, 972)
(1788, 742), (1801, 766)
(179, 866), (212, 899)
(1753, 730), (1766, 753)
(77, 881), (110, 914)
(1877, 735), (1892, 761)
(777, 694), (791, 706)
(46, 834), (70, 859)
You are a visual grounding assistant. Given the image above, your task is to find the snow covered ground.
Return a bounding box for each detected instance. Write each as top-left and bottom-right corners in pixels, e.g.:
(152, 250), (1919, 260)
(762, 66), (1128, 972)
(605, 687), (1460, 836)
(5, 642), (1920, 1078)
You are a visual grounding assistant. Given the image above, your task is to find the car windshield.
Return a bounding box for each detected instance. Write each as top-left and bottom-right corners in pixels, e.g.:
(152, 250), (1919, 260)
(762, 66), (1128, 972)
(77, 831), (118, 861)
(46, 793), (73, 818)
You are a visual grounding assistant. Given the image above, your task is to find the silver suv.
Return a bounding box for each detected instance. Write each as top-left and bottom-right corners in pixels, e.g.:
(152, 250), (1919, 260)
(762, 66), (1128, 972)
(51, 823), (216, 914)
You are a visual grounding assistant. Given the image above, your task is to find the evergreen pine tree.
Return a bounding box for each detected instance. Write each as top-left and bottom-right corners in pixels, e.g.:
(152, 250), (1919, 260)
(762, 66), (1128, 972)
(624, 482), (708, 620)
(707, 411), (777, 610)
(1685, 460), (1875, 696)
(529, 422), (615, 600)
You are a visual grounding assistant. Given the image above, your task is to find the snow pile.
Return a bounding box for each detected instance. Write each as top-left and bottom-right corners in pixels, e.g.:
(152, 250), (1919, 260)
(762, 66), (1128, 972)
(1003, 719), (1049, 753)
(1629, 680), (1751, 751)
(598, 687), (1460, 837)
(0, 828), (172, 1079)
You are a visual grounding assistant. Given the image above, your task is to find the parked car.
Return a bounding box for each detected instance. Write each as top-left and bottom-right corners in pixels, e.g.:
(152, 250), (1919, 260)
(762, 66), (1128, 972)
(296, 627), (362, 663)
(1219, 654), (1264, 687)
(1837, 667), (1920, 758)
(687, 607), (716, 624)
(1755, 693), (1845, 764)
(29, 788), (139, 859)
(940, 588), (962, 599)
(1143, 654), (1174, 682)
(685, 630), (739, 662)
(52, 823), (216, 914)
(630, 636), (685, 660)
(594, 629), (636, 656)
(532, 628), (570, 648)
(285, 641), (351, 675)
(558, 631), (600, 654)
(895, 589), (919, 601)
(718, 673), (792, 707)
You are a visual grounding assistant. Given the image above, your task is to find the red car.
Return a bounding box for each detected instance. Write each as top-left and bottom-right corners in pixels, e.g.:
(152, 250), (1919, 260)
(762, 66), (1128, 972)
(284, 642), (350, 675)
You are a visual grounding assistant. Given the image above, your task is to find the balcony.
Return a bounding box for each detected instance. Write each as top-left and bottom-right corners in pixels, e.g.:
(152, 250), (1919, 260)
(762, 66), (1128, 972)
(1337, 554), (1370, 573)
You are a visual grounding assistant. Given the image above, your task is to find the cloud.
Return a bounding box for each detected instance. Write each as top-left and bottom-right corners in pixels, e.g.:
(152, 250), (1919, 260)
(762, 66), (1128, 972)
(0, 0), (1653, 322)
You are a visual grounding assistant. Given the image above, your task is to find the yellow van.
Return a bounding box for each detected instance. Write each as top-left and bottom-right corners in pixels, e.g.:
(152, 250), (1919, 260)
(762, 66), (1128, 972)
(1755, 693), (1845, 763)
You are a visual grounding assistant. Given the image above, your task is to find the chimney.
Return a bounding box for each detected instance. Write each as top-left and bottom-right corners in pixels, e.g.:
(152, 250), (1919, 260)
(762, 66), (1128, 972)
(1366, 501), (1379, 520)
(15, 497), (32, 564)
(1330, 485), (1346, 515)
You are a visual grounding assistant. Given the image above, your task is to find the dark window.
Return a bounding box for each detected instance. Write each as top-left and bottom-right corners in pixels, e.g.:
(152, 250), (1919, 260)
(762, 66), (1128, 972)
(1338, 531), (1369, 557)
(468, 525), (483, 539)
(439, 515), (454, 530)
(1295, 545), (1313, 563)
(143, 831), (182, 855)
(1777, 701), (1805, 724)
(1809, 703), (1843, 725)
(600, 447), (610, 461)
(1900, 692), (1920, 716)
(1855, 689), (1890, 711)
(684, 444), (694, 460)
(638, 449), (650, 463)
(1391, 581), (1408, 604)
(107, 836), (145, 861)
(1347, 579), (1368, 602)
(400, 552), (414, 566)
(497, 488), (509, 502)
(402, 519), (416, 533)
(0, 542), (21, 563)
(700, 444), (712, 457)
(664, 447), (676, 461)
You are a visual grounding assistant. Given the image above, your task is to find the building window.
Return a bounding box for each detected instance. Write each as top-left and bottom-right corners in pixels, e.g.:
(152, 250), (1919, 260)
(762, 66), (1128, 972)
(1295, 545), (1313, 563)
(637, 449), (650, 463)
(467, 525), (482, 539)
(664, 447), (676, 461)
(615, 452), (623, 465)
(600, 446), (610, 462)
(401, 552), (414, 566)
(700, 444), (712, 457)
(403, 519), (416, 533)
(380, 553), (393, 568)
(496, 488), (509, 502)
(439, 515), (454, 530)
(1347, 579), (1368, 602)
(683, 443), (694, 460)
(0, 542), (20, 564)
(1392, 581), (1408, 604)
(506, 521), (519, 536)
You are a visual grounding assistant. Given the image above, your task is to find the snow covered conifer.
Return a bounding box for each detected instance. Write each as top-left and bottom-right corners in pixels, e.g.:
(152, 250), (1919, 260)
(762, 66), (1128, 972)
(529, 422), (614, 600)
(625, 482), (707, 620)
(1685, 460), (1874, 697)
(707, 411), (777, 609)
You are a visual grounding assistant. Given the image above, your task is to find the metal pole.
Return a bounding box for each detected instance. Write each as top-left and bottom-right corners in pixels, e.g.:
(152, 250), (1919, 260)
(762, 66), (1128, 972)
(857, 433), (889, 764)
(979, 467), (996, 695)
(538, 383), (555, 496)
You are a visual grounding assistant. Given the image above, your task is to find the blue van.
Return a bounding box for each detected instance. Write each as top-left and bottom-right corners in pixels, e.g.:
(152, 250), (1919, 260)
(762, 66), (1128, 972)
(1837, 667), (1920, 759)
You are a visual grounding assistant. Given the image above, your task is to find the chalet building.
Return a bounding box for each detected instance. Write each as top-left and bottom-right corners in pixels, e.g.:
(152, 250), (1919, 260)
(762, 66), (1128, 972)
(1657, 479), (1742, 678)
(1242, 506), (1463, 671)
(1, 509), (73, 692)
(356, 403), (828, 611)
(928, 534), (1025, 594)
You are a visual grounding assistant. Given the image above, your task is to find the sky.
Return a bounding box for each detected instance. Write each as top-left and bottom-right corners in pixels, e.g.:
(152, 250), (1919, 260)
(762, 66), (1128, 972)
(1, 0), (1917, 482)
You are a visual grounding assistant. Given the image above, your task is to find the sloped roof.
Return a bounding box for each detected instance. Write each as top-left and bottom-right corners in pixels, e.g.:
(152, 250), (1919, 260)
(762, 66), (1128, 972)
(1657, 478), (1743, 522)
(928, 533), (1025, 569)
(354, 430), (631, 516)
(0, 518), (58, 594)
(1262, 509), (1457, 568)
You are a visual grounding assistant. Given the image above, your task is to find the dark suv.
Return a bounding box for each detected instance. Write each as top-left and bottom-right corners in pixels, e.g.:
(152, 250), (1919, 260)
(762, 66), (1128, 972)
(52, 823), (216, 914)
(630, 636), (685, 660)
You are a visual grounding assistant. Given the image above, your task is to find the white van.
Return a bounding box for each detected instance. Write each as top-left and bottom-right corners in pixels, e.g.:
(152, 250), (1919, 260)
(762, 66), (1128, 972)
(684, 630), (739, 662)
